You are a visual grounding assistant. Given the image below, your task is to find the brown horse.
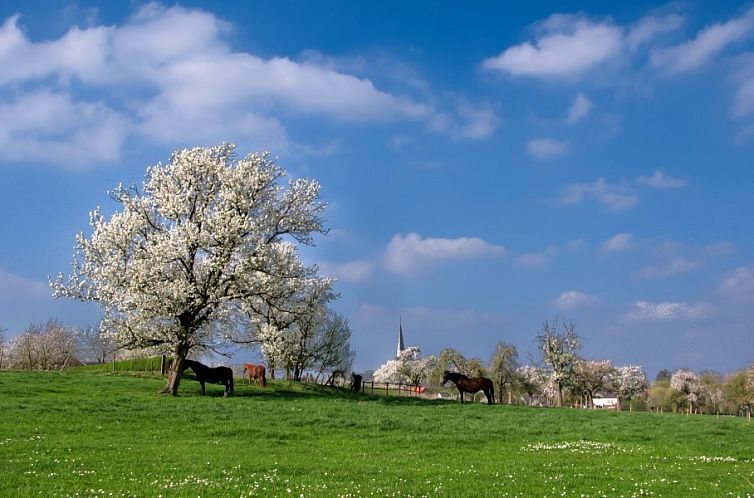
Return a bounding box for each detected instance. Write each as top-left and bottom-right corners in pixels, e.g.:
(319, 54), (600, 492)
(442, 370), (494, 404)
(243, 363), (267, 387)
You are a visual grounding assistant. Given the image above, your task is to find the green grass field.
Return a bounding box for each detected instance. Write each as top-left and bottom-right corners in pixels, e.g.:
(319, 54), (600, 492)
(1, 370), (752, 497)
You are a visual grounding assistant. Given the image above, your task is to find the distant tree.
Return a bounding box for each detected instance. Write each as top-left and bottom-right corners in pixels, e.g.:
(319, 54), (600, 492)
(517, 364), (546, 405)
(398, 348), (437, 388)
(489, 342), (519, 404)
(374, 347), (436, 388)
(670, 369), (701, 414)
(77, 325), (117, 364)
(699, 370), (725, 415)
(614, 365), (648, 411)
(9, 319), (78, 370)
(52, 144), (330, 395)
(570, 359), (616, 408)
(535, 318), (581, 407)
(311, 312), (356, 382)
(655, 369), (672, 382)
(724, 366), (754, 418)
(0, 326), (6, 370)
(647, 383), (674, 413)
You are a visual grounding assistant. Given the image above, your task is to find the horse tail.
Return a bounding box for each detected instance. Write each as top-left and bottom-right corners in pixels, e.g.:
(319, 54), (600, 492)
(261, 367), (267, 387)
(229, 372), (234, 392)
(490, 382), (495, 405)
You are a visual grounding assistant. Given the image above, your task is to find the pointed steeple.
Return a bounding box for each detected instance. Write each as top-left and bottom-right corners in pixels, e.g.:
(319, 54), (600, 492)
(396, 317), (405, 358)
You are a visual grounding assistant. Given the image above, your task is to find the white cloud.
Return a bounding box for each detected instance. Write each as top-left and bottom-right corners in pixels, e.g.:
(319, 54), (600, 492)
(650, 7), (754, 75)
(0, 269), (48, 298)
(527, 137), (570, 160)
(319, 260), (374, 284)
(517, 246), (557, 267)
(482, 14), (623, 79)
(428, 100), (499, 141)
(732, 54), (754, 118)
(636, 170), (687, 189)
(703, 241), (734, 256)
(734, 76), (754, 117)
(0, 5), (496, 167)
(561, 178), (639, 211)
(626, 12), (685, 51)
(388, 135), (416, 150)
(621, 300), (714, 322)
(720, 265), (754, 297)
(384, 233), (505, 275)
(0, 90), (128, 167)
(554, 290), (598, 310)
(639, 256), (701, 278)
(601, 233), (633, 252)
(565, 93), (592, 124)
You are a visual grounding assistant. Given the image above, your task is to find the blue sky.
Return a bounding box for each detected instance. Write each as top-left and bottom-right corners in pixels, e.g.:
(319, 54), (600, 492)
(1, 1), (753, 376)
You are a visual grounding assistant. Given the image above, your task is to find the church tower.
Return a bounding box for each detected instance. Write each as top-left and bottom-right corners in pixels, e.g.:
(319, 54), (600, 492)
(396, 318), (405, 358)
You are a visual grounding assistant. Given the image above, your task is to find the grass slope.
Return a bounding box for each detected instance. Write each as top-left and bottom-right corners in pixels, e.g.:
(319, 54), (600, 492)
(1, 370), (752, 497)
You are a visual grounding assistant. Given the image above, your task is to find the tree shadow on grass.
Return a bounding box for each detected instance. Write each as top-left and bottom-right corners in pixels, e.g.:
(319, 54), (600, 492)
(217, 380), (449, 406)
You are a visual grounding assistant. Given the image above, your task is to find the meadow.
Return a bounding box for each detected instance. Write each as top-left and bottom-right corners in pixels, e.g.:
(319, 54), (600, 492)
(1, 370), (752, 497)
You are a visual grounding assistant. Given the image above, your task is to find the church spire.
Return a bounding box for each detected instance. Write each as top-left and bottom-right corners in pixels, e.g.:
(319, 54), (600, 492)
(396, 317), (405, 358)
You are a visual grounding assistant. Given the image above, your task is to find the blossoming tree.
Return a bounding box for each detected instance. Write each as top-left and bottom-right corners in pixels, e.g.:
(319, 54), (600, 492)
(374, 347), (437, 387)
(670, 369), (701, 413)
(570, 359), (616, 408)
(614, 365), (648, 410)
(535, 319), (581, 407)
(52, 144), (330, 395)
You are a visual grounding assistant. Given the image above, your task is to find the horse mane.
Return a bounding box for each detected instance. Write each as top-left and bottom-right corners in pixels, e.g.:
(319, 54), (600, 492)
(444, 370), (469, 380)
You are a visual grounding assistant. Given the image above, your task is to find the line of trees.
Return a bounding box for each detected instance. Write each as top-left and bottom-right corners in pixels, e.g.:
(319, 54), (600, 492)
(0, 319), (117, 370)
(370, 318), (754, 416)
(0, 312), (355, 385)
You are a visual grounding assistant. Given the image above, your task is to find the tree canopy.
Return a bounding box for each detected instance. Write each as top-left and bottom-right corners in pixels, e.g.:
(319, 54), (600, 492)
(53, 144), (332, 394)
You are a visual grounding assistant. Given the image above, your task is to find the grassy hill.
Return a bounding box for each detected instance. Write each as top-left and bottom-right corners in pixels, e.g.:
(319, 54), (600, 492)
(1, 370), (752, 497)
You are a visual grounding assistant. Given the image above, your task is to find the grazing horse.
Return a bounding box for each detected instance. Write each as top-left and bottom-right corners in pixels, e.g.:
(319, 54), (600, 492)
(442, 370), (494, 405)
(350, 373), (362, 392)
(243, 363), (267, 387)
(182, 359), (234, 396)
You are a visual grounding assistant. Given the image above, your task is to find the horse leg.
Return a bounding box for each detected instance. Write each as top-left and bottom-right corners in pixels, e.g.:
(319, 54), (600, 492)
(200, 380), (205, 396)
(459, 389), (464, 404)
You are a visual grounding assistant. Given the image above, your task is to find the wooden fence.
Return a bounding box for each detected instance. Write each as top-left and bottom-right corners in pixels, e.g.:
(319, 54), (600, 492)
(328, 378), (428, 397)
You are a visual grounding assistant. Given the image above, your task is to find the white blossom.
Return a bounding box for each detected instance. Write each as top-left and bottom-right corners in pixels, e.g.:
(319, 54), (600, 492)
(52, 144), (330, 394)
(615, 365), (648, 399)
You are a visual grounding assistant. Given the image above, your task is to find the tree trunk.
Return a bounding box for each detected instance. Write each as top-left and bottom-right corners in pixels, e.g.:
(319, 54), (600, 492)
(162, 343), (190, 396)
(293, 364), (301, 382)
(556, 382), (563, 407)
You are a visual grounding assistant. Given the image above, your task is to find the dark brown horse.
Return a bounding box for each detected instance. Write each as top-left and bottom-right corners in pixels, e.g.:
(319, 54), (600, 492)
(442, 370), (494, 404)
(243, 363), (267, 387)
(182, 359), (234, 396)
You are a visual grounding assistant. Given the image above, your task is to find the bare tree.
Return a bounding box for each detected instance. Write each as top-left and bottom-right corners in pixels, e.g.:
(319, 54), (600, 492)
(535, 318), (581, 407)
(489, 342), (519, 404)
(312, 312), (356, 381)
(77, 325), (118, 364)
(9, 319), (78, 370)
